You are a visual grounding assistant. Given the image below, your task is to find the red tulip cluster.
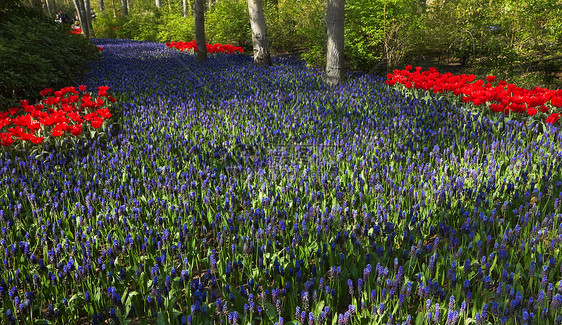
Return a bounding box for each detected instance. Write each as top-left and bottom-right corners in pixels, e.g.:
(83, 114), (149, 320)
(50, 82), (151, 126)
(71, 27), (82, 35)
(387, 65), (562, 124)
(0, 85), (115, 146)
(165, 41), (244, 54)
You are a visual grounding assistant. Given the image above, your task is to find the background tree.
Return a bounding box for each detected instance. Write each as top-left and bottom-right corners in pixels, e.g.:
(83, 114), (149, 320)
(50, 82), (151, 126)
(86, 0), (561, 88)
(85, 0), (95, 36)
(194, 0), (207, 61)
(73, 0), (90, 37)
(121, 0), (128, 15)
(325, 0), (345, 85)
(248, 0), (271, 66)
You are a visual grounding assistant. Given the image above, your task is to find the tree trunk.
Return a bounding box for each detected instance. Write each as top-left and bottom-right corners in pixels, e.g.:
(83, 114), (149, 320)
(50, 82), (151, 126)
(247, 0), (271, 66)
(44, 0), (53, 17)
(182, 0), (187, 17)
(325, 0), (345, 86)
(121, 0), (128, 15)
(73, 0), (90, 37)
(194, 0), (207, 61)
(156, 0), (161, 9)
(99, 0), (104, 12)
(85, 0), (95, 36)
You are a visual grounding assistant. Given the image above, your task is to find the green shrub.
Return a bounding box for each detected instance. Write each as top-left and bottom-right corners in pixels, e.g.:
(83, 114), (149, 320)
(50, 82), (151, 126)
(345, 0), (419, 72)
(126, 11), (162, 41)
(0, 1), (100, 109)
(92, 11), (120, 39)
(92, 11), (134, 39)
(157, 13), (195, 42)
(267, 0), (325, 58)
(206, 0), (251, 48)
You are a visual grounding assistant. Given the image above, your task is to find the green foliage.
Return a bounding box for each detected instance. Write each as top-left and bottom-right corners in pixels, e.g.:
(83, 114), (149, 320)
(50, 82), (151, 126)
(417, 0), (562, 68)
(157, 13), (194, 42)
(92, 10), (137, 39)
(93, 3), (194, 43)
(125, 11), (162, 41)
(206, 0), (251, 48)
(345, 0), (419, 71)
(88, 0), (560, 86)
(264, 0), (325, 56)
(300, 44), (325, 69)
(92, 11), (122, 39)
(0, 1), (100, 110)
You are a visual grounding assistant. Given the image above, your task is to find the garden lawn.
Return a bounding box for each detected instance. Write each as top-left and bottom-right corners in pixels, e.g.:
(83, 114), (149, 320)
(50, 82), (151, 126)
(1, 39), (562, 325)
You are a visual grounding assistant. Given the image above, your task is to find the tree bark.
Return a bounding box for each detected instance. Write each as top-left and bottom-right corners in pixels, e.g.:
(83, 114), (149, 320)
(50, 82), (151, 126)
(84, 0), (95, 36)
(99, 0), (104, 12)
(121, 0), (128, 15)
(182, 0), (187, 17)
(325, 0), (345, 86)
(247, 0), (271, 66)
(156, 0), (161, 9)
(73, 0), (90, 38)
(44, 0), (53, 17)
(194, 0), (207, 61)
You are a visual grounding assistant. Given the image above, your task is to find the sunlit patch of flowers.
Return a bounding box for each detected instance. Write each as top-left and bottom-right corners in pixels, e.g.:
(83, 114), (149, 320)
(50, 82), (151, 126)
(165, 40), (244, 54)
(387, 65), (562, 124)
(0, 85), (114, 147)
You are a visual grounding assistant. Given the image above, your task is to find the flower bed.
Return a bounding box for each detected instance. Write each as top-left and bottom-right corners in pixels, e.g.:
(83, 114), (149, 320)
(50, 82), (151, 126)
(166, 40), (244, 54)
(1, 40), (562, 325)
(387, 65), (562, 124)
(1, 85), (114, 147)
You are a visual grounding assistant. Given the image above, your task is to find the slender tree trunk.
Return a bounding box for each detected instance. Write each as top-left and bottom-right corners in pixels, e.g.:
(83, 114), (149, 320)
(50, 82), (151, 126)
(85, 0), (95, 36)
(194, 0), (207, 61)
(325, 0), (345, 86)
(73, 0), (90, 37)
(247, 0), (271, 66)
(44, 0), (52, 17)
(182, 0), (187, 17)
(99, 0), (104, 12)
(121, 0), (128, 15)
(156, 0), (161, 9)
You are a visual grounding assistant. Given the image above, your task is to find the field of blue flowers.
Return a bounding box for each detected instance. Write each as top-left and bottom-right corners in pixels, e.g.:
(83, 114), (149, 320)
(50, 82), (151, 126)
(1, 39), (562, 324)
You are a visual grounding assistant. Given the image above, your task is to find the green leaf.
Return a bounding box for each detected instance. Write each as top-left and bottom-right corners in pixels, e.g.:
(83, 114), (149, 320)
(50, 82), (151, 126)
(415, 311), (426, 325)
(264, 302), (277, 321)
(156, 312), (167, 325)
